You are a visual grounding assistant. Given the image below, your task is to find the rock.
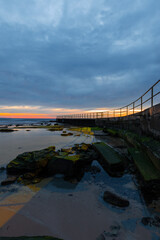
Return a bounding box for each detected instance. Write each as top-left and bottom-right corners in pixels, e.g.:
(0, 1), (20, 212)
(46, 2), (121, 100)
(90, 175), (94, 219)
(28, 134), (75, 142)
(142, 216), (160, 227)
(23, 172), (37, 180)
(61, 148), (74, 154)
(7, 146), (56, 175)
(102, 223), (121, 238)
(6, 143), (97, 185)
(68, 132), (73, 136)
(0, 129), (17, 132)
(109, 224), (121, 237)
(46, 157), (74, 177)
(68, 178), (78, 184)
(96, 234), (105, 240)
(87, 165), (101, 174)
(61, 132), (73, 136)
(48, 126), (63, 131)
(103, 190), (129, 207)
(32, 178), (42, 184)
(1, 176), (18, 186)
(68, 193), (73, 197)
(0, 167), (5, 171)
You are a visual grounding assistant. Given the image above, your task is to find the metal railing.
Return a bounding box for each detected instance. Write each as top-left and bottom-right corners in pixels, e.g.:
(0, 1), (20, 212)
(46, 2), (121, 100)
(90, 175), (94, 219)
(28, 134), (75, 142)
(57, 79), (160, 119)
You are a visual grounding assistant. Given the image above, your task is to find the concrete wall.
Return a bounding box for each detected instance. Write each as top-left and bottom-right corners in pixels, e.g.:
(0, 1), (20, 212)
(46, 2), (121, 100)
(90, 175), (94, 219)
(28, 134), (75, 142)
(57, 118), (96, 127)
(57, 104), (160, 139)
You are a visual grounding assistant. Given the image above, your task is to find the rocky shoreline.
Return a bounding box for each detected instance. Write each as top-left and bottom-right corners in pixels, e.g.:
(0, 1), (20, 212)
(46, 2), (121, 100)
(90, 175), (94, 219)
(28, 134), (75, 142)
(0, 124), (160, 239)
(1, 125), (160, 208)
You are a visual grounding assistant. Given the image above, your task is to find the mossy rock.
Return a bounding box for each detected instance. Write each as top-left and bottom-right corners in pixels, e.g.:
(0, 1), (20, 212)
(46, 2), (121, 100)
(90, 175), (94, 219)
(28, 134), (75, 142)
(0, 129), (17, 132)
(61, 132), (73, 136)
(93, 142), (124, 176)
(46, 156), (75, 177)
(7, 146), (56, 174)
(91, 127), (103, 131)
(69, 127), (94, 135)
(105, 128), (119, 137)
(139, 137), (160, 171)
(47, 125), (64, 131)
(128, 148), (160, 182)
(61, 148), (74, 154)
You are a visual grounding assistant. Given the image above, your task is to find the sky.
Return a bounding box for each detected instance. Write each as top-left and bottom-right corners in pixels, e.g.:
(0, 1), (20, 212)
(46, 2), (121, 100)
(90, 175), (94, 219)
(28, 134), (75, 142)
(0, 0), (160, 118)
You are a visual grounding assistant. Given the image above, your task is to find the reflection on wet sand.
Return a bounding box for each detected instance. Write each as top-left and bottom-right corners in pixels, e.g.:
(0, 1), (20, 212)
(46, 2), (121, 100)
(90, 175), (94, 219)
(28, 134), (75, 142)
(0, 177), (52, 228)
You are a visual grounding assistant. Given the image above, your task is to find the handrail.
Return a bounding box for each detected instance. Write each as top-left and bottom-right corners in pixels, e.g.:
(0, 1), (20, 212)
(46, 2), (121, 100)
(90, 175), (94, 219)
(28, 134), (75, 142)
(57, 79), (160, 119)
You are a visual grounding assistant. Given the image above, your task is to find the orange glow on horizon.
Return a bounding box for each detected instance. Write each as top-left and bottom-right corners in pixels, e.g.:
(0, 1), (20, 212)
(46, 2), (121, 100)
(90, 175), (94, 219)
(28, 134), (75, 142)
(0, 113), (55, 119)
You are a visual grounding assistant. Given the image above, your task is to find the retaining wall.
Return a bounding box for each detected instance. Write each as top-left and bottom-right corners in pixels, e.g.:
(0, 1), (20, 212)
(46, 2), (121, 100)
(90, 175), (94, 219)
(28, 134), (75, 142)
(57, 104), (160, 138)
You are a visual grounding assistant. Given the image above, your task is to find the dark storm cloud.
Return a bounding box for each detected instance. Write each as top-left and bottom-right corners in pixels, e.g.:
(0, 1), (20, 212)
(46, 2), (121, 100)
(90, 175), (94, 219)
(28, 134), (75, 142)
(0, 0), (160, 111)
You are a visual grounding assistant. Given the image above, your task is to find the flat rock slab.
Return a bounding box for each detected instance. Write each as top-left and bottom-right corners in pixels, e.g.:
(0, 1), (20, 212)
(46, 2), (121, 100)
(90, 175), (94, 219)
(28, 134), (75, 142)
(128, 148), (160, 182)
(93, 142), (124, 175)
(1, 176), (18, 186)
(103, 190), (129, 208)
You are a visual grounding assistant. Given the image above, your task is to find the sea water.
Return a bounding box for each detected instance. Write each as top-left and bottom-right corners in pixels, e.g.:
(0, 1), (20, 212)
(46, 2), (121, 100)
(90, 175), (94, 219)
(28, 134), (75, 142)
(0, 118), (55, 126)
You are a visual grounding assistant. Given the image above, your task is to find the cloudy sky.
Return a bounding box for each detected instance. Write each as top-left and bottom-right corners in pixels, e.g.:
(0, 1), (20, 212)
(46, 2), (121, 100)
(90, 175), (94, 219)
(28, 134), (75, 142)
(0, 0), (160, 118)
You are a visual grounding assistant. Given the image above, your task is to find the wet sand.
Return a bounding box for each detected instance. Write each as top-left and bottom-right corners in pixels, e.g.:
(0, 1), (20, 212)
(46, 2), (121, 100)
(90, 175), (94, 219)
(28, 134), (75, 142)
(0, 129), (160, 239)
(0, 161), (159, 240)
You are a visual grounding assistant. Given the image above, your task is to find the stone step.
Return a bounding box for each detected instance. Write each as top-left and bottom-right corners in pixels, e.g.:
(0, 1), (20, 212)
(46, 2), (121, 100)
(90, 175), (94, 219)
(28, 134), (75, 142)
(93, 142), (124, 176)
(128, 148), (160, 182)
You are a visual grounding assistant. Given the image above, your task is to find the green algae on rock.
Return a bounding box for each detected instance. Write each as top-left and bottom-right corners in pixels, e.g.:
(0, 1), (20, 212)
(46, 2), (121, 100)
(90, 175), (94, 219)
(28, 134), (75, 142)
(0, 129), (18, 132)
(128, 148), (160, 182)
(7, 146), (56, 175)
(5, 143), (96, 185)
(93, 142), (125, 177)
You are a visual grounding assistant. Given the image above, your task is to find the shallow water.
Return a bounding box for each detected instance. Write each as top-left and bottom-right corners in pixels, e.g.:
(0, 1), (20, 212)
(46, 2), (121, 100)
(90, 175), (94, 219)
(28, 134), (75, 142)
(0, 128), (95, 167)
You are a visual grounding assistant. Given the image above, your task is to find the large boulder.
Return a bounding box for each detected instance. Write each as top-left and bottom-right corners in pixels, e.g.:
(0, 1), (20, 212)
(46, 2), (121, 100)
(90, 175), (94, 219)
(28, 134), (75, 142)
(46, 156), (74, 177)
(5, 143), (96, 185)
(7, 146), (56, 175)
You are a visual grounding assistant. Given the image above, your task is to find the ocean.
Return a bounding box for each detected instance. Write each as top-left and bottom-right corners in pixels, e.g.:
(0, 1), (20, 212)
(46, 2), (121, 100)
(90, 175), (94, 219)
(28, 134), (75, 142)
(0, 118), (56, 126)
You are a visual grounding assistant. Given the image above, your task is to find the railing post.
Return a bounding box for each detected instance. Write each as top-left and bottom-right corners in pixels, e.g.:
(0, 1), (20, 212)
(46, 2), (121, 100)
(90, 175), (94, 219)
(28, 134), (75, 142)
(141, 97), (143, 112)
(101, 112), (103, 118)
(133, 102), (135, 114)
(126, 106), (128, 116)
(151, 87), (153, 107)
